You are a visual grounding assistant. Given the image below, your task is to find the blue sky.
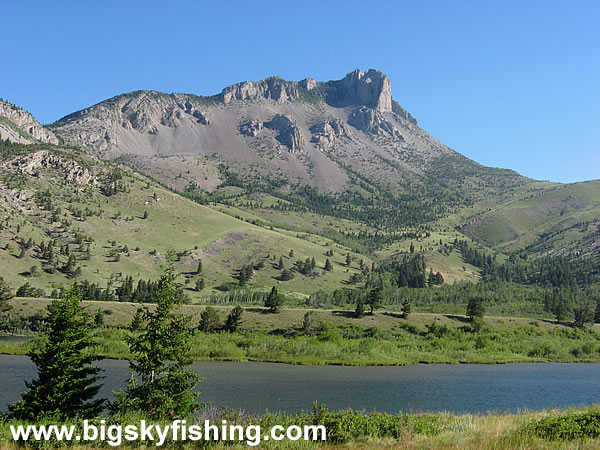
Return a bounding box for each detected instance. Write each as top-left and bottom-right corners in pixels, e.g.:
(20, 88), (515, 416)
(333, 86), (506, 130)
(2, 0), (598, 183)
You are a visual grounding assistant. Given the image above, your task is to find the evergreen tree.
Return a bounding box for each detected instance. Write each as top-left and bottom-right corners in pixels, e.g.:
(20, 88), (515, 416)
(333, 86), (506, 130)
(302, 311), (315, 336)
(196, 260), (203, 274)
(199, 306), (220, 332)
(112, 251), (201, 419)
(573, 304), (594, 329)
(8, 288), (104, 420)
(278, 256), (285, 270)
(595, 300), (600, 324)
(324, 258), (333, 271)
(223, 306), (244, 332)
(195, 278), (205, 291)
(94, 309), (104, 328)
(366, 286), (384, 315)
(466, 297), (485, 321)
(142, 211), (148, 219)
(279, 268), (294, 281)
(0, 277), (14, 314)
(346, 253), (351, 267)
(354, 298), (365, 318)
(401, 298), (411, 318)
(265, 286), (283, 313)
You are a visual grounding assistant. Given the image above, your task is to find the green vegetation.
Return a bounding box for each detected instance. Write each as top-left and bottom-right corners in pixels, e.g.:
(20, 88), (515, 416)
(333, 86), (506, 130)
(7, 288), (103, 421)
(2, 405), (600, 448)
(112, 253), (201, 419)
(4, 298), (600, 366)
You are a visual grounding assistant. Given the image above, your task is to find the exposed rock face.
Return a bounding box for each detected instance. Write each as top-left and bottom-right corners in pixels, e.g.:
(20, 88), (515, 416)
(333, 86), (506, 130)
(55, 91), (210, 153)
(299, 77), (317, 90)
(220, 77), (299, 104)
(0, 99), (59, 144)
(348, 107), (404, 140)
(335, 69), (392, 112)
(3, 150), (97, 185)
(310, 119), (351, 150)
(392, 100), (418, 125)
(239, 119), (264, 137)
(265, 114), (303, 153)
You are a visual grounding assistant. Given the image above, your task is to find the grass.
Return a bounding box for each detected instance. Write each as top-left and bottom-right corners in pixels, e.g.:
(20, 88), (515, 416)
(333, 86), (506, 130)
(2, 406), (600, 448)
(0, 152), (370, 299)
(5, 298), (600, 366)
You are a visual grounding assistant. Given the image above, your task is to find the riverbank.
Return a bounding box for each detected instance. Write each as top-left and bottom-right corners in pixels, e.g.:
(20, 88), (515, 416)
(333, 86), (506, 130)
(2, 405), (600, 448)
(3, 298), (600, 366)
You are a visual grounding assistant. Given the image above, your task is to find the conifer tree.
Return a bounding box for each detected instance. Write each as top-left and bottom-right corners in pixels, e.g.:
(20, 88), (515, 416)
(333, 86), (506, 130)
(223, 306), (244, 332)
(265, 286), (283, 313)
(324, 258), (333, 271)
(112, 250), (201, 419)
(8, 288), (104, 420)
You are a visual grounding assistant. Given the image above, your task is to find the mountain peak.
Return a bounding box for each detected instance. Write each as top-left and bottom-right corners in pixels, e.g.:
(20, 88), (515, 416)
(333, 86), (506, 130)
(338, 69), (392, 112)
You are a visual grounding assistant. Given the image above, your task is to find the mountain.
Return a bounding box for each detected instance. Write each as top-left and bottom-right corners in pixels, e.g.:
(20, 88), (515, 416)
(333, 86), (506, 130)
(1, 70), (598, 298)
(0, 99), (59, 145)
(51, 69), (527, 202)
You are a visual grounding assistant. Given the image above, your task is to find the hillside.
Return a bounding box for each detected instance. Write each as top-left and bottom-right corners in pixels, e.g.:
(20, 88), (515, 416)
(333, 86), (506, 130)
(0, 140), (373, 299)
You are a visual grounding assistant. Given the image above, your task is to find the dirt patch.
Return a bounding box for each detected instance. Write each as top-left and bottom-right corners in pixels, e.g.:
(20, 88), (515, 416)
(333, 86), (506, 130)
(206, 231), (248, 255)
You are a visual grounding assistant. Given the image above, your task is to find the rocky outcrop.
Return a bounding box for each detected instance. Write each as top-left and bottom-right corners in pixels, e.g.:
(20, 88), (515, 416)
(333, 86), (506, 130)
(55, 91), (211, 153)
(265, 114), (303, 153)
(392, 100), (418, 125)
(299, 77), (317, 90)
(348, 107), (404, 140)
(0, 99), (59, 144)
(334, 69), (392, 112)
(220, 77), (300, 104)
(3, 150), (97, 185)
(310, 119), (351, 150)
(239, 119), (264, 137)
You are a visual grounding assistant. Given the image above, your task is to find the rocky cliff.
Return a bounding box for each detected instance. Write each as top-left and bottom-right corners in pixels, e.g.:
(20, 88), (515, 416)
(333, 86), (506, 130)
(0, 99), (59, 144)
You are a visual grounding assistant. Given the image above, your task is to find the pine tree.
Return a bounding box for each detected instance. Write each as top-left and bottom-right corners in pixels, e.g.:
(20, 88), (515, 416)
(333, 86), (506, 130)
(196, 260), (203, 274)
(346, 253), (351, 267)
(366, 286), (384, 315)
(302, 311), (314, 336)
(278, 256), (285, 270)
(265, 286), (283, 313)
(401, 298), (411, 318)
(223, 306), (244, 332)
(199, 306), (221, 332)
(112, 250), (201, 419)
(0, 277), (14, 314)
(195, 278), (205, 291)
(354, 298), (365, 318)
(8, 288), (104, 420)
(324, 258), (333, 271)
(94, 309), (104, 328)
(466, 297), (485, 321)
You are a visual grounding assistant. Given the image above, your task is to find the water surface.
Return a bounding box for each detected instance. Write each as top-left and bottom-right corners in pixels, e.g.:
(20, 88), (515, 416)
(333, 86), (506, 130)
(2, 355), (599, 414)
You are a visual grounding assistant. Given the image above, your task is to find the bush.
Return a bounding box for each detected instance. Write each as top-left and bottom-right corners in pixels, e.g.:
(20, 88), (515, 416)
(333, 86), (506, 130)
(527, 411), (600, 440)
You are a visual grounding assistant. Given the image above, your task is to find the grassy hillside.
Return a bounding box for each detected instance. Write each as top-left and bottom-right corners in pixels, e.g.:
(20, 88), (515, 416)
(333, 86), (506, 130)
(0, 143), (371, 299)
(459, 181), (600, 257)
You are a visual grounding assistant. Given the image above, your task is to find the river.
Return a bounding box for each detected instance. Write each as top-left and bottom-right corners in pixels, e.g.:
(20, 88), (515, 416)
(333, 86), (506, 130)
(1, 354), (600, 414)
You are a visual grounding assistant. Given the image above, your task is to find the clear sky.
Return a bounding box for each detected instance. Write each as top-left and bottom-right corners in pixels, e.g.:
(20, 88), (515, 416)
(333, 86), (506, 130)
(1, 0), (598, 183)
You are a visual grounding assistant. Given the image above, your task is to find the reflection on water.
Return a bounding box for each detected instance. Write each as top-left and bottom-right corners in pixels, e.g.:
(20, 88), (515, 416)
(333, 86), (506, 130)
(1, 355), (600, 414)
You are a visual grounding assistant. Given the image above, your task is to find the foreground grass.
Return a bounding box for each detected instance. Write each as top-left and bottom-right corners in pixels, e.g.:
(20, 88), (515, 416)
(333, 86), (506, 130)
(1, 406), (600, 448)
(3, 299), (600, 366)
